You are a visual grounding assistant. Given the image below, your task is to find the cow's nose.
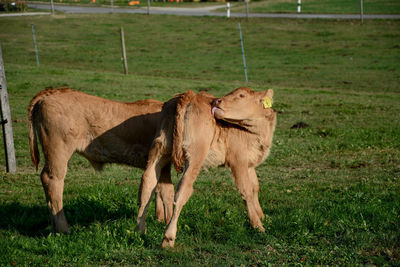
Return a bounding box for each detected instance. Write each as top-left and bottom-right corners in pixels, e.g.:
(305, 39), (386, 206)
(214, 99), (222, 105)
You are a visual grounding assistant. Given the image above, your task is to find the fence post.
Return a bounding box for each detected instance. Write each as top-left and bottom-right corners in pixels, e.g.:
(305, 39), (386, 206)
(238, 23), (248, 84)
(147, 0), (150, 15)
(120, 27), (128, 75)
(111, 0), (114, 13)
(50, 0), (55, 14)
(360, 0), (364, 24)
(31, 24), (40, 67)
(297, 0), (301, 13)
(245, 0), (249, 20)
(226, 2), (230, 18)
(0, 45), (17, 173)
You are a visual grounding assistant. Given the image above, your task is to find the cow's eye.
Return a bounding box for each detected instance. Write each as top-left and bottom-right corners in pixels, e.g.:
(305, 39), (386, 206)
(239, 94), (245, 98)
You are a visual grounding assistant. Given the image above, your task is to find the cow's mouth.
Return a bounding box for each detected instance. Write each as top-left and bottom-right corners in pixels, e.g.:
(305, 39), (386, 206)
(212, 107), (243, 125)
(212, 106), (224, 119)
(212, 106), (247, 126)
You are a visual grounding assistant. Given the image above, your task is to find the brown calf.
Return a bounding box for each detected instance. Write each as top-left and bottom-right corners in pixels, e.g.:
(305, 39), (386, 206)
(135, 87), (277, 248)
(28, 88), (174, 233)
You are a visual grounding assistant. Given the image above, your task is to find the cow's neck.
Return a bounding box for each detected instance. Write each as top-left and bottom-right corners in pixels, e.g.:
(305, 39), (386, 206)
(238, 117), (268, 135)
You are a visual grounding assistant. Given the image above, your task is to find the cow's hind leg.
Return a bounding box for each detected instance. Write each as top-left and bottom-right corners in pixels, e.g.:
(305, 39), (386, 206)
(156, 164), (174, 224)
(40, 147), (72, 233)
(161, 148), (207, 248)
(155, 186), (164, 223)
(135, 138), (168, 234)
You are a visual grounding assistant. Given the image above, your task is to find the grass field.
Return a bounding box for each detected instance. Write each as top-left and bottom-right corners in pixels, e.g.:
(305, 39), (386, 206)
(232, 0), (400, 14)
(24, 0), (222, 8)
(23, 0), (400, 13)
(0, 14), (399, 265)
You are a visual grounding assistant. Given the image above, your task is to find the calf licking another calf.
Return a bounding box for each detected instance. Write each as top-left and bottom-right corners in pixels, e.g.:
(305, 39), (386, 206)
(28, 87), (276, 248)
(135, 87), (277, 248)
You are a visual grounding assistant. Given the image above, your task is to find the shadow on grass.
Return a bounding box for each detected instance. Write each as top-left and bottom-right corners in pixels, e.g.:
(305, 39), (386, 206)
(0, 199), (138, 237)
(0, 202), (50, 237)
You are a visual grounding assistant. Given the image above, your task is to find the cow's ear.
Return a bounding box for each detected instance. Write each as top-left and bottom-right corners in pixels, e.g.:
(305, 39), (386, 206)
(266, 89), (274, 101)
(259, 89), (274, 108)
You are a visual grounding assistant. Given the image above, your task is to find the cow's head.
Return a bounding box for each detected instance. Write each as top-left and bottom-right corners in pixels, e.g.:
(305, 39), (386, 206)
(212, 87), (274, 125)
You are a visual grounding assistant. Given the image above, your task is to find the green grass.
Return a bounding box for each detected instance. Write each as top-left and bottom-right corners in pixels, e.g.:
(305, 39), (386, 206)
(232, 0), (400, 14)
(0, 14), (399, 265)
(24, 0), (400, 13)
(25, 0), (223, 8)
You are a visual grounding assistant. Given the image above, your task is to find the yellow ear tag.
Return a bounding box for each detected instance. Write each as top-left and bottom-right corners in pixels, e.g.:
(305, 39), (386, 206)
(263, 96), (272, 109)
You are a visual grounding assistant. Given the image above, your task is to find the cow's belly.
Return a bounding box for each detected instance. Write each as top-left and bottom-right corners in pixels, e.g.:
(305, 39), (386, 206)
(81, 140), (149, 169)
(202, 149), (225, 168)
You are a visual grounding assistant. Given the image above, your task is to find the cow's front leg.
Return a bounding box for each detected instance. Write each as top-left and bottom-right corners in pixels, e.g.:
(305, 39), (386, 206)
(231, 164), (265, 232)
(248, 167), (264, 220)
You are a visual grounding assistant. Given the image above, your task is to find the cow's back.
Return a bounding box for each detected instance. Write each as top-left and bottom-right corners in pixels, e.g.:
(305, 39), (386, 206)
(30, 88), (163, 169)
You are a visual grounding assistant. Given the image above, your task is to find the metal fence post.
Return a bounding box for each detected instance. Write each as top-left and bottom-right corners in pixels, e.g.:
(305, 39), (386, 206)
(360, 0), (364, 24)
(31, 24), (40, 67)
(245, 0), (249, 20)
(238, 23), (248, 84)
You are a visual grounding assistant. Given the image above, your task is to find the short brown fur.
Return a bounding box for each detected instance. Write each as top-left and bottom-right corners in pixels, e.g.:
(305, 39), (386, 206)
(28, 88), (174, 233)
(135, 87), (277, 248)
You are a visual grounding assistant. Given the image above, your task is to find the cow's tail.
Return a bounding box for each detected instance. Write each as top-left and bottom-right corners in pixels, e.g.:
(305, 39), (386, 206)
(27, 95), (41, 171)
(172, 90), (196, 173)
